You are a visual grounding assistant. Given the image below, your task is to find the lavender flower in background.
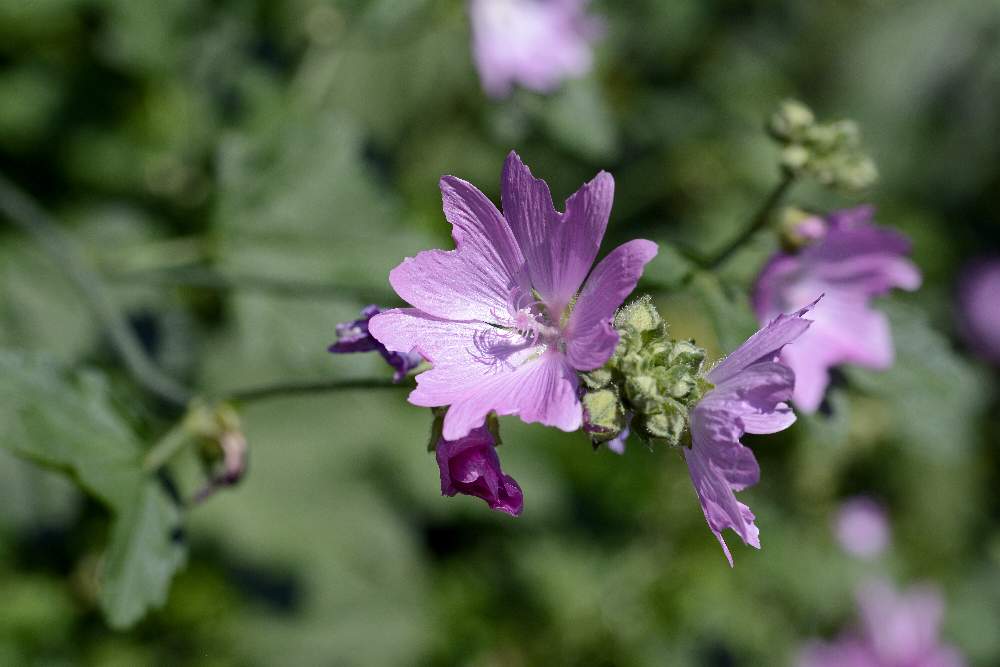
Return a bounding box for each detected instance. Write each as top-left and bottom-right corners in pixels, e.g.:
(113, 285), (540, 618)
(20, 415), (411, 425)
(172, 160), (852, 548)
(370, 151), (657, 441)
(835, 497), (890, 559)
(469, 0), (602, 98)
(685, 303), (814, 566)
(436, 425), (523, 515)
(752, 206), (921, 412)
(798, 579), (966, 667)
(328, 305), (422, 382)
(957, 258), (1000, 365)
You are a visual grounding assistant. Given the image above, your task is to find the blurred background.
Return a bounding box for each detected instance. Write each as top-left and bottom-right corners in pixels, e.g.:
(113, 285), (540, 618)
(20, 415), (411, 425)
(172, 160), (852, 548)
(1, 0), (999, 664)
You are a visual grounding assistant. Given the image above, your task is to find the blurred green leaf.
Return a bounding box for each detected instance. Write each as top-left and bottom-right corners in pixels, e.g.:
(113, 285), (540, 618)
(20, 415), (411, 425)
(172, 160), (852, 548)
(0, 351), (185, 628)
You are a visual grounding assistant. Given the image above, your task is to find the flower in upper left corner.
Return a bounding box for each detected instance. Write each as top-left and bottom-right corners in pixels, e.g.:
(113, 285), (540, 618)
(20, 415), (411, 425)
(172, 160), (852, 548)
(328, 305), (423, 382)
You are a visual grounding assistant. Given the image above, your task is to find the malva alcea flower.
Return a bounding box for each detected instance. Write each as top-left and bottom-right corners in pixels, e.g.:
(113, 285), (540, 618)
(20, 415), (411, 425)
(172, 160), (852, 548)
(798, 579), (966, 667)
(369, 152), (658, 441)
(835, 496), (890, 559)
(957, 258), (1000, 365)
(328, 305), (423, 382)
(436, 426), (523, 516)
(752, 206), (921, 412)
(469, 0), (601, 98)
(686, 304), (813, 566)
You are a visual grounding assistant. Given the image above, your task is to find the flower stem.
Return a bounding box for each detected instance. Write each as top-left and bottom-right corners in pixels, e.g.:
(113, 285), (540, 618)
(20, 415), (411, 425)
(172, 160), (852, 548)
(0, 173), (192, 407)
(226, 377), (409, 405)
(706, 173), (795, 270)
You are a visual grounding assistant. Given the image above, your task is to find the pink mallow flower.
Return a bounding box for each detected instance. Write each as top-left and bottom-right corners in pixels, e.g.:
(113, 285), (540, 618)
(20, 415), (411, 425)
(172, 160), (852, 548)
(685, 304), (814, 566)
(798, 580), (966, 667)
(752, 206), (921, 412)
(835, 496), (890, 559)
(957, 258), (1000, 365)
(437, 426), (523, 515)
(370, 152), (657, 441)
(469, 0), (602, 98)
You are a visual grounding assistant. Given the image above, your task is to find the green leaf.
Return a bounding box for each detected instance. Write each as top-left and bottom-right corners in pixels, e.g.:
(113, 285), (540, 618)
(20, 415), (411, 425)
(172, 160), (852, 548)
(0, 351), (186, 628)
(843, 301), (991, 459)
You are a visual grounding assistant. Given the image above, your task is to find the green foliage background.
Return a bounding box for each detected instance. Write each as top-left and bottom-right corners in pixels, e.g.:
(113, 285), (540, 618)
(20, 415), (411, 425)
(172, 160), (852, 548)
(1, 0), (999, 664)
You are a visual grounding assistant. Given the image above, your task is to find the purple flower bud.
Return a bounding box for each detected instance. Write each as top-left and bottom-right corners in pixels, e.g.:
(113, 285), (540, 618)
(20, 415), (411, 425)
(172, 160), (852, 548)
(436, 426), (523, 516)
(834, 497), (890, 559)
(328, 305), (422, 382)
(956, 258), (1000, 365)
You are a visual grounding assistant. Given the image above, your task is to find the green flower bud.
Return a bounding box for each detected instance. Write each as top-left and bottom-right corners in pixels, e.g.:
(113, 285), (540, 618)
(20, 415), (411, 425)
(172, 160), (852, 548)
(614, 294), (663, 335)
(582, 388), (626, 443)
(581, 367), (614, 390)
(637, 399), (686, 446)
(667, 339), (706, 375)
(769, 100), (815, 141)
(625, 374), (662, 414)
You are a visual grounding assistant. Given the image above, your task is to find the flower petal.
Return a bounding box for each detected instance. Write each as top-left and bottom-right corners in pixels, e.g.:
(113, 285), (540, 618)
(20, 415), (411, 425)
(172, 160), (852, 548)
(501, 151), (614, 314)
(702, 361), (796, 434)
(708, 301), (816, 386)
(442, 349), (581, 440)
(685, 405), (761, 566)
(388, 176), (528, 323)
(565, 239), (659, 370)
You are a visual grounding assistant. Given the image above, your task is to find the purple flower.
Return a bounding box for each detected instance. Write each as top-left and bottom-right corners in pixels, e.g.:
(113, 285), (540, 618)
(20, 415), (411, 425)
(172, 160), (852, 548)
(752, 206), (921, 412)
(685, 304), (814, 566)
(328, 305), (423, 382)
(956, 258), (1000, 364)
(835, 497), (890, 559)
(469, 0), (602, 98)
(369, 152), (657, 441)
(437, 426), (523, 515)
(798, 580), (966, 667)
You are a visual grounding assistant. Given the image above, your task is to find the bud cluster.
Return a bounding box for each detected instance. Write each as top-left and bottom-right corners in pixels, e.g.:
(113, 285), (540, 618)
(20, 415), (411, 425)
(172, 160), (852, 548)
(768, 99), (878, 191)
(580, 296), (711, 450)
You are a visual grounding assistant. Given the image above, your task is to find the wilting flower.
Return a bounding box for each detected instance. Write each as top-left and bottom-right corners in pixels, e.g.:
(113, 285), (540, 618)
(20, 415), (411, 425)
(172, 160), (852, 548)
(956, 258), (1000, 365)
(752, 206), (921, 412)
(835, 496), (890, 559)
(469, 0), (602, 98)
(436, 426), (523, 515)
(370, 152), (657, 440)
(328, 305), (423, 382)
(798, 580), (966, 667)
(685, 304), (814, 566)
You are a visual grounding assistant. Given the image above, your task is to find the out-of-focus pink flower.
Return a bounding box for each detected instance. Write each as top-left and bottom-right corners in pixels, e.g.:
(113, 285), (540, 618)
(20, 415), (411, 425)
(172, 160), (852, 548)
(436, 425), (523, 515)
(685, 303), (814, 566)
(956, 258), (1000, 364)
(469, 0), (602, 98)
(835, 497), (890, 559)
(753, 206), (921, 412)
(798, 580), (966, 667)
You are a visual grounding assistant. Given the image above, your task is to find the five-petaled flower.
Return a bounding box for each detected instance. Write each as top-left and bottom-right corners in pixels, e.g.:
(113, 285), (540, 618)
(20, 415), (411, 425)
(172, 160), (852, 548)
(469, 0), (602, 98)
(752, 206), (921, 412)
(685, 303), (814, 566)
(436, 426), (523, 515)
(369, 151), (657, 441)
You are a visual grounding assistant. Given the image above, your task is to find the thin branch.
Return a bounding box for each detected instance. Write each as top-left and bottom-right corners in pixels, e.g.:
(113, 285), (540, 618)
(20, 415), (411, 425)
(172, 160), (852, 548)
(706, 173), (795, 270)
(226, 377), (408, 405)
(0, 173), (192, 406)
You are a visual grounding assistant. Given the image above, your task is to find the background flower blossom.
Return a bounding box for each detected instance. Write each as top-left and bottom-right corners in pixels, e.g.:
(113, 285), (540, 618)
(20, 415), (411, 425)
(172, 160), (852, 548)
(370, 152), (657, 441)
(956, 258), (1000, 365)
(469, 0), (602, 98)
(798, 580), (966, 667)
(328, 305), (423, 382)
(835, 497), (890, 559)
(685, 304), (813, 566)
(436, 426), (523, 515)
(752, 206), (922, 412)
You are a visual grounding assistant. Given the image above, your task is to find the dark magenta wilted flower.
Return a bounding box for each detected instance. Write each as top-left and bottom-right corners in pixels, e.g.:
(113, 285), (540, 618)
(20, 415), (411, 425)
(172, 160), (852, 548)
(835, 496), (890, 559)
(798, 580), (966, 667)
(437, 426), (523, 515)
(686, 304), (814, 566)
(752, 206), (921, 412)
(469, 0), (602, 98)
(957, 258), (1000, 365)
(369, 152), (657, 441)
(328, 305), (423, 382)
